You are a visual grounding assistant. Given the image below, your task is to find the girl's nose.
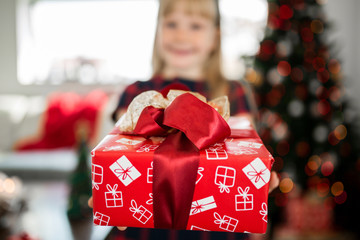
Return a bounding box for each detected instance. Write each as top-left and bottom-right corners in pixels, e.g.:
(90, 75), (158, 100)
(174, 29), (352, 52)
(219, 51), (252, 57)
(173, 27), (189, 42)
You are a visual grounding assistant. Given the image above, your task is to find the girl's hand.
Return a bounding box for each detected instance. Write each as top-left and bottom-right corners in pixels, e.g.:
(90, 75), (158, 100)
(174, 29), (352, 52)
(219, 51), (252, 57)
(88, 197), (128, 231)
(269, 171), (280, 193)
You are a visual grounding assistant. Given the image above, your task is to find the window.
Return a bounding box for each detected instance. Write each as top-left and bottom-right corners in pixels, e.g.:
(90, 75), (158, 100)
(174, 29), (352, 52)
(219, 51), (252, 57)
(17, 0), (268, 85)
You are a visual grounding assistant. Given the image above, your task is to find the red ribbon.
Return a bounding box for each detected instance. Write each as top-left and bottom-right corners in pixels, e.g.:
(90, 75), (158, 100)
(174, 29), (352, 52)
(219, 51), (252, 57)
(133, 93), (230, 229)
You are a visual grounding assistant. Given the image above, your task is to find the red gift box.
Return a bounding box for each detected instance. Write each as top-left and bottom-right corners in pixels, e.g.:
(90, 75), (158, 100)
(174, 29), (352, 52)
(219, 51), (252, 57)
(91, 115), (274, 233)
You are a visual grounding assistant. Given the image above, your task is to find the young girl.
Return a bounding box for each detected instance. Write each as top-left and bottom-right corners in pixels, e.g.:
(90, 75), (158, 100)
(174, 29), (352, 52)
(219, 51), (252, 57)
(90, 0), (279, 239)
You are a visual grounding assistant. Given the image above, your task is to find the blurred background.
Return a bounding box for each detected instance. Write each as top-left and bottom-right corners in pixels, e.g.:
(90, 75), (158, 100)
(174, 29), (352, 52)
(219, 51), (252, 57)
(0, 0), (359, 239)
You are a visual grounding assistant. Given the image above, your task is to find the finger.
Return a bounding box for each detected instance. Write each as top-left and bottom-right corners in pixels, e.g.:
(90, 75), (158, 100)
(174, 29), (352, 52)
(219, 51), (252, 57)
(268, 171), (280, 193)
(88, 197), (93, 208)
(117, 226), (128, 231)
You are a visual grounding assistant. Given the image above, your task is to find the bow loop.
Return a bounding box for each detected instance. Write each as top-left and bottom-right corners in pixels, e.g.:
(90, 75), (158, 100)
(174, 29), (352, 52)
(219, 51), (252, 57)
(106, 184), (119, 197)
(237, 186), (250, 200)
(129, 200), (144, 214)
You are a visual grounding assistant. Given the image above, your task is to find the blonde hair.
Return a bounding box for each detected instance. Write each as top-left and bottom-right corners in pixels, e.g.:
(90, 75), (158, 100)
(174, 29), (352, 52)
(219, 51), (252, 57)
(152, 0), (227, 98)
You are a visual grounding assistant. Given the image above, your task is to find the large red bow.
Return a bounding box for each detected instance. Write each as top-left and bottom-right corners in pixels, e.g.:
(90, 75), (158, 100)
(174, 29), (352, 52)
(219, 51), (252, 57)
(132, 93), (230, 229)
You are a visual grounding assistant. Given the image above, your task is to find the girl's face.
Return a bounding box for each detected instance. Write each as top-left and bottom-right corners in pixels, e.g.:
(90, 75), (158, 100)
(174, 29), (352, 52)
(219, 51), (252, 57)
(157, 3), (218, 78)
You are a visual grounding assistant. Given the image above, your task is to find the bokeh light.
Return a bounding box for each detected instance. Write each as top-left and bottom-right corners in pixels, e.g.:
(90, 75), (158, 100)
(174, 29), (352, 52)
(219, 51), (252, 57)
(307, 156), (320, 171)
(328, 131), (340, 146)
(305, 164), (317, 176)
(312, 57), (326, 71)
(290, 67), (303, 82)
(279, 177), (294, 193)
(279, 5), (293, 20)
(261, 40), (277, 55)
(331, 182), (344, 197)
(277, 61), (291, 76)
(334, 191), (347, 204)
(317, 181), (329, 197)
(328, 59), (341, 74)
(321, 161), (334, 176)
(307, 161), (318, 170)
(3, 178), (16, 194)
(245, 68), (263, 87)
(317, 70), (330, 83)
(329, 86), (341, 102)
(311, 19), (324, 34)
(334, 124), (347, 140)
(317, 99), (330, 115)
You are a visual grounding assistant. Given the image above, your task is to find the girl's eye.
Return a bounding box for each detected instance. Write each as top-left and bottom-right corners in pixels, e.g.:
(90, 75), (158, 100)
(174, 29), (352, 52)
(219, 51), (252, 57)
(165, 21), (177, 29)
(191, 23), (203, 30)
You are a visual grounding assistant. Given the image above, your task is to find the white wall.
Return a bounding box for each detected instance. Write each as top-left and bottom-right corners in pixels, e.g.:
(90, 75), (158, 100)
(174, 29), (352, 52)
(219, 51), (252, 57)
(325, 0), (360, 113)
(0, 0), (17, 93)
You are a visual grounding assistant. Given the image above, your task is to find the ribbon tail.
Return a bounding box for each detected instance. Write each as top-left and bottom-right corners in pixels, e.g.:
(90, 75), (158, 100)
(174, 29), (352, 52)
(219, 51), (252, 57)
(153, 131), (199, 229)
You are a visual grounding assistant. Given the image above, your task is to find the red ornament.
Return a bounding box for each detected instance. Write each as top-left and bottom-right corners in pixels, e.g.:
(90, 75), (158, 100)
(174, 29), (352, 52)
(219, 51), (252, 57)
(277, 61), (292, 76)
(317, 100), (330, 116)
(291, 67), (304, 83)
(312, 57), (326, 72)
(279, 5), (293, 19)
(317, 70), (330, 83)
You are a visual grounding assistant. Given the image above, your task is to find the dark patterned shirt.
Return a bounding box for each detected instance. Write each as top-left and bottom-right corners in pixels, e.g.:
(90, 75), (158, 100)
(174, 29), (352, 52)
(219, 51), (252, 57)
(109, 75), (249, 240)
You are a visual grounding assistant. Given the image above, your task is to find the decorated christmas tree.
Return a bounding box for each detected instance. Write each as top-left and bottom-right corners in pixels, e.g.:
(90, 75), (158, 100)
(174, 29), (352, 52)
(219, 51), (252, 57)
(247, 0), (360, 236)
(67, 122), (92, 220)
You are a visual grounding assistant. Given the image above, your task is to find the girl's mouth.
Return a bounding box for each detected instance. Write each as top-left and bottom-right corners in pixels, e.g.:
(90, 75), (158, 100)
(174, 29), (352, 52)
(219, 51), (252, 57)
(168, 46), (194, 56)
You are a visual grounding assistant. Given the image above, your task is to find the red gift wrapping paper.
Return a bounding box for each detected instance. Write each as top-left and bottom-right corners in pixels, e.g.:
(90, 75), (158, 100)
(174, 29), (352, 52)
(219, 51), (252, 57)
(91, 116), (274, 233)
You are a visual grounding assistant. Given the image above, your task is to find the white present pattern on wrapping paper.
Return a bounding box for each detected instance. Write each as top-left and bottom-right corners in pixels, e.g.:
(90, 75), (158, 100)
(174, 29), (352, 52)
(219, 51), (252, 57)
(205, 143), (228, 160)
(235, 187), (253, 211)
(105, 184), (123, 208)
(237, 141), (263, 149)
(196, 167), (204, 184)
(136, 144), (159, 153)
(227, 146), (258, 156)
(92, 164), (103, 190)
(260, 202), (268, 223)
(147, 162), (153, 183)
(110, 155), (141, 186)
(103, 145), (128, 151)
(146, 193), (153, 205)
(129, 200), (152, 224)
(242, 158), (270, 189)
(94, 212), (110, 226)
(190, 225), (209, 231)
(116, 137), (145, 145)
(214, 166), (236, 193)
(214, 212), (238, 232)
(190, 196), (217, 215)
